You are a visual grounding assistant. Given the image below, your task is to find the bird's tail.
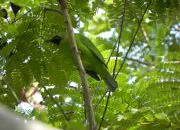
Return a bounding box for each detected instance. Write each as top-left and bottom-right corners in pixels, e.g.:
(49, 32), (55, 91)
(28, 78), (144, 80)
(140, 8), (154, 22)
(102, 69), (118, 92)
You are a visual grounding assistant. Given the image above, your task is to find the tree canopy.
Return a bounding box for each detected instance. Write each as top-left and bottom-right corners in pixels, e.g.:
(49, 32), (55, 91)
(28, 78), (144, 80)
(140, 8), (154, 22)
(0, 0), (180, 129)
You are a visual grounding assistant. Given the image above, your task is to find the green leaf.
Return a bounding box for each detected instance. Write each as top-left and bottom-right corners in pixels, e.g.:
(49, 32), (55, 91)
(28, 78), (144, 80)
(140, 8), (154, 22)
(66, 121), (86, 130)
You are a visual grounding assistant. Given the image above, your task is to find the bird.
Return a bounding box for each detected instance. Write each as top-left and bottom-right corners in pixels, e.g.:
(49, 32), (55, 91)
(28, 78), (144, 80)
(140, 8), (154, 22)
(46, 34), (118, 91)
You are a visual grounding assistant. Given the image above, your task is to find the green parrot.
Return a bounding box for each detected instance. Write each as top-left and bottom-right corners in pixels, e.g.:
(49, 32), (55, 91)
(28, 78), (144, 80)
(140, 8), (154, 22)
(47, 34), (118, 91)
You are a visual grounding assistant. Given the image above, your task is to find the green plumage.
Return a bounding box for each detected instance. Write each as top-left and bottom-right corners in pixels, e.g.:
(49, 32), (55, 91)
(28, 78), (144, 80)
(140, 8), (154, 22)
(48, 34), (118, 91)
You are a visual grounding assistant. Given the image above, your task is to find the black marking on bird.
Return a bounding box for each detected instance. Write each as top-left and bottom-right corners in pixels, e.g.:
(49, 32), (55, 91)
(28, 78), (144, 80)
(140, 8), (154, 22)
(86, 70), (100, 81)
(46, 35), (62, 45)
(10, 2), (21, 16)
(0, 8), (8, 19)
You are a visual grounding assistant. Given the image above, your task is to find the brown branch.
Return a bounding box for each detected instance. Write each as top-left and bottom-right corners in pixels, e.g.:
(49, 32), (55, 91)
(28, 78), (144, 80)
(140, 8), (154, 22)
(57, 0), (96, 129)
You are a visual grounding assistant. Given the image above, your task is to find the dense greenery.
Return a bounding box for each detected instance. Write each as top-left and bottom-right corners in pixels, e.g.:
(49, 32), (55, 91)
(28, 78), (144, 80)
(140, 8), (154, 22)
(0, 0), (179, 129)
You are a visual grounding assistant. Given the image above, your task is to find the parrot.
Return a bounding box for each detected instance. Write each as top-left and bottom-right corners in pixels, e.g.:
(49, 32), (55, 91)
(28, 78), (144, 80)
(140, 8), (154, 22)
(46, 34), (118, 91)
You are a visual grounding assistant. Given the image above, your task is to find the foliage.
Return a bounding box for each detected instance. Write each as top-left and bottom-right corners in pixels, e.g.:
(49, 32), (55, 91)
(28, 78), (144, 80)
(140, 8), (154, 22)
(0, 0), (179, 129)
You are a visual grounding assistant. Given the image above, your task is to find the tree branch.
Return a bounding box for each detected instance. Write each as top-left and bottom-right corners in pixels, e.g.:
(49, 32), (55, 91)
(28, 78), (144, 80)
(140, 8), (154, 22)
(57, 0), (96, 129)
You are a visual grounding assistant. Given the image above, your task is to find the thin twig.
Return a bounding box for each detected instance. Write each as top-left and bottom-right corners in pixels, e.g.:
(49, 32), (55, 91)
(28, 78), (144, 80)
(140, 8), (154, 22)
(140, 25), (149, 42)
(2, 78), (20, 103)
(57, 0), (96, 129)
(126, 57), (151, 66)
(93, 0), (127, 107)
(113, 0), (127, 77)
(106, 44), (116, 65)
(96, 1), (127, 129)
(94, 90), (108, 110)
(42, 86), (69, 121)
(92, 81), (102, 99)
(114, 0), (152, 79)
(106, 56), (152, 66)
(10, 5), (62, 25)
(82, 91), (87, 120)
(40, 10), (46, 43)
(97, 1), (151, 128)
(92, 1), (127, 126)
(41, 6), (63, 14)
(2, 78), (28, 115)
(11, 9), (32, 24)
(98, 91), (111, 130)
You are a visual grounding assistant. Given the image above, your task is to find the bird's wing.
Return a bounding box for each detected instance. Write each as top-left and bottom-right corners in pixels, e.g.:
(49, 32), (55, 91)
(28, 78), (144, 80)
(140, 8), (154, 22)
(75, 34), (107, 68)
